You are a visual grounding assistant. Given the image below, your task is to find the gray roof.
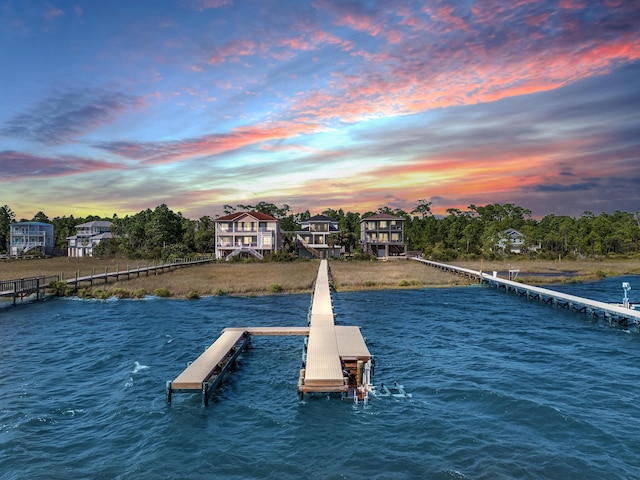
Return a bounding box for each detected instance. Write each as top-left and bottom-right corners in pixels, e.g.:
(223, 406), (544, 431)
(306, 214), (336, 222)
(361, 213), (404, 221)
(76, 221), (112, 228)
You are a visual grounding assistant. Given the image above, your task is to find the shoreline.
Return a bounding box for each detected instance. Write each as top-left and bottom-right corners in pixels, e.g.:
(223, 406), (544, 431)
(2, 257), (640, 300)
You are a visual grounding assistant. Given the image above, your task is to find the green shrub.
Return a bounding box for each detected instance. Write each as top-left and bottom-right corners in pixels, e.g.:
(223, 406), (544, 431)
(268, 283), (283, 293)
(133, 289), (147, 299)
(213, 288), (226, 296)
(113, 288), (130, 299)
(398, 279), (410, 286)
(153, 287), (171, 298)
(48, 280), (72, 297)
(186, 291), (200, 300)
(77, 288), (92, 299)
(93, 289), (112, 300)
(364, 280), (376, 287)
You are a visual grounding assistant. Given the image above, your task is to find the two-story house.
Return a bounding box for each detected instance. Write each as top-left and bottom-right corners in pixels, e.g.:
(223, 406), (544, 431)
(215, 211), (282, 260)
(496, 228), (538, 253)
(360, 214), (406, 259)
(67, 221), (113, 257)
(296, 214), (342, 259)
(10, 221), (55, 256)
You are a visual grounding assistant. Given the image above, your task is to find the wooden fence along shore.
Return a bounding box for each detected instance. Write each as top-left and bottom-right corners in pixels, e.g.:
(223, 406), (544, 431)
(412, 258), (640, 330)
(0, 257), (214, 306)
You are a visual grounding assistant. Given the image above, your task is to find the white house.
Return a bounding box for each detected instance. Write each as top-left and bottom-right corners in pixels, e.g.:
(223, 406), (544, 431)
(67, 221), (113, 257)
(497, 228), (528, 253)
(215, 211), (282, 260)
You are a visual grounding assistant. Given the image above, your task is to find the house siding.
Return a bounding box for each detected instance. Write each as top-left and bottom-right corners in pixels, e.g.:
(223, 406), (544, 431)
(360, 214), (406, 259)
(296, 215), (342, 259)
(215, 212), (282, 260)
(10, 222), (55, 256)
(67, 221), (113, 257)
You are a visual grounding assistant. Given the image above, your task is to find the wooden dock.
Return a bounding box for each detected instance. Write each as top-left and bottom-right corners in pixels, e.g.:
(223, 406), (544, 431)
(0, 275), (59, 305)
(167, 259), (374, 405)
(0, 257), (213, 305)
(298, 260), (372, 399)
(413, 258), (640, 328)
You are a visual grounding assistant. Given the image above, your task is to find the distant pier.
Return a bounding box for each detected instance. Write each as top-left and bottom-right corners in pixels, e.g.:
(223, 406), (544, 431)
(0, 257), (213, 305)
(413, 258), (640, 329)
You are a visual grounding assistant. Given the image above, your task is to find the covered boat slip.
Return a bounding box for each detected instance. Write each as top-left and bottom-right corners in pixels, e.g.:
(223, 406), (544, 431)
(167, 259), (373, 405)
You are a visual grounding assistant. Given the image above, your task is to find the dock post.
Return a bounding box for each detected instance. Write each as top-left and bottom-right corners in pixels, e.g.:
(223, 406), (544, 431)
(166, 381), (172, 404)
(357, 360), (364, 386)
(202, 382), (210, 406)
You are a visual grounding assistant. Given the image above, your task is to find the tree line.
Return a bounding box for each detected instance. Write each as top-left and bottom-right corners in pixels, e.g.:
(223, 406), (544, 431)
(1, 202), (639, 260)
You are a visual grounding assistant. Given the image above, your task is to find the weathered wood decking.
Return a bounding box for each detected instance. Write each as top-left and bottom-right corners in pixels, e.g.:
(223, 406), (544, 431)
(297, 260), (373, 398)
(301, 260), (347, 390)
(170, 329), (249, 391)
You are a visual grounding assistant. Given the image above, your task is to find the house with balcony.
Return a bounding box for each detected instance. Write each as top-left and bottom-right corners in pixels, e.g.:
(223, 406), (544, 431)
(10, 222), (55, 256)
(496, 228), (538, 254)
(215, 211), (282, 260)
(67, 221), (113, 257)
(296, 214), (342, 259)
(360, 214), (406, 259)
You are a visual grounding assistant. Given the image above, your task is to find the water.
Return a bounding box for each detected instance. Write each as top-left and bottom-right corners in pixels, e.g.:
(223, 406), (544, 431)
(1, 276), (640, 479)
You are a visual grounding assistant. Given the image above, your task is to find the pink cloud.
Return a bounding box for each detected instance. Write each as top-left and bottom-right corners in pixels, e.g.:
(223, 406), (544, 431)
(0, 150), (122, 181)
(97, 120), (323, 165)
(208, 39), (257, 64)
(44, 6), (63, 21)
(191, 0), (232, 11)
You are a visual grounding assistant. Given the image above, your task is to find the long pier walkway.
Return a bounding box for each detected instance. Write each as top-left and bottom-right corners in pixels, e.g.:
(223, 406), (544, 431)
(413, 258), (640, 328)
(167, 260), (374, 405)
(298, 260), (372, 399)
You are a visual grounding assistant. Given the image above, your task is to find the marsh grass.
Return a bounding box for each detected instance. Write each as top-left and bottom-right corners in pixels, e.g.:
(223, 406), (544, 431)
(2, 256), (640, 298)
(329, 260), (465, 290)
(455, 259), (640, 284)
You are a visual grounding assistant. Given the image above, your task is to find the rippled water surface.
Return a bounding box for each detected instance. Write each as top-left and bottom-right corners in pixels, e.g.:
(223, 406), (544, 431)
(1, 275), (640, 479)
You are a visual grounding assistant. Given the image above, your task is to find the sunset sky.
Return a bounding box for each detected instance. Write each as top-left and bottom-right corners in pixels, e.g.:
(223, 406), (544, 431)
(1, 0), (639, 221)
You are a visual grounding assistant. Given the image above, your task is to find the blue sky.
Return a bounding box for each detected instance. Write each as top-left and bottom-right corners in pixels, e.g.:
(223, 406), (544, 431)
(1, 0), (639, 220)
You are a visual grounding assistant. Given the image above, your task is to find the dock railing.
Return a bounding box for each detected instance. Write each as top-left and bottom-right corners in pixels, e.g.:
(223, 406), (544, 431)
(0, 256), (214, 305)
(413, 257), (640, 329)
